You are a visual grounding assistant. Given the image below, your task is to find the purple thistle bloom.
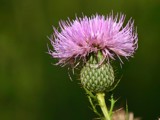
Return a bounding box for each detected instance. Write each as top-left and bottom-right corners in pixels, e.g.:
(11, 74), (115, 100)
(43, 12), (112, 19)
(49, 13), (138, 66)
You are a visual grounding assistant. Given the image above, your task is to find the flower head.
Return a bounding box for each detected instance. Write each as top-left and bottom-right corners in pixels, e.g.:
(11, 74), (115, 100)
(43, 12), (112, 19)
(112, 109), (141, 120)
(49, 13), (138, 66)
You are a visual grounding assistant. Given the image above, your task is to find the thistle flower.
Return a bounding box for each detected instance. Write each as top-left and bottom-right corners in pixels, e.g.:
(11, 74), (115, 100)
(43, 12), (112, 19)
(49, 13), (138, 66)
(112, 109), (141, 120)
(48, 13), (138, 120)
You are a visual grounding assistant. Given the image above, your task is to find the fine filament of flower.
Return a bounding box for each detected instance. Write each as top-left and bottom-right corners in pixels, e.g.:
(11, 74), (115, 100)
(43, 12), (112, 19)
(49, 13), (138, 67)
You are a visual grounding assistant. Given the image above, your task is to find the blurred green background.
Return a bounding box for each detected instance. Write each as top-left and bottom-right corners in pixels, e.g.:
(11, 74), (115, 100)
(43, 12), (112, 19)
(0, 0), (160, 120)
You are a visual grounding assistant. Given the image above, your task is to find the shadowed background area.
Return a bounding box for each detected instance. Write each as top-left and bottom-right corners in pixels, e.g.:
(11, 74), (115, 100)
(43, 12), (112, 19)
(0, 0), (160, 120)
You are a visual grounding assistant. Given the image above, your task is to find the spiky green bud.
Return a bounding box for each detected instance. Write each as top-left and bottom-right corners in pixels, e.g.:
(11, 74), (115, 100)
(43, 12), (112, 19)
(80, 52), (115, 93)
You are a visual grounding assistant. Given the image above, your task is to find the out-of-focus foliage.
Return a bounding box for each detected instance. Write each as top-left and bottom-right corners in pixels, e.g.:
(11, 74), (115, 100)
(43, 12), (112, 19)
(0, 0), (160, 120)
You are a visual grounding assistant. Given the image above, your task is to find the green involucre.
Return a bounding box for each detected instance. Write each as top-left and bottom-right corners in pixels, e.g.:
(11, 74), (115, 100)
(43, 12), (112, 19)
(80, 54), (115, 93)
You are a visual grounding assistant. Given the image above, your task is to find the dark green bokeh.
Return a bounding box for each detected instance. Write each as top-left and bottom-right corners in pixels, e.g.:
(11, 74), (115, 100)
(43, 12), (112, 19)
(0, 0), (160, 120)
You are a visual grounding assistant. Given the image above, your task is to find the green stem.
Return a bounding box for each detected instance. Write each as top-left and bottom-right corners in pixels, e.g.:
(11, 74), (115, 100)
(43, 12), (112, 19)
(109, 95), (117, 116)
(88, 96), (101, 117)
(96, 93), (111, 120)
